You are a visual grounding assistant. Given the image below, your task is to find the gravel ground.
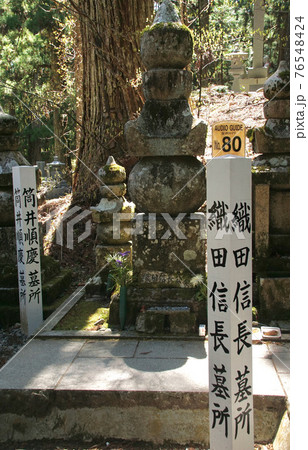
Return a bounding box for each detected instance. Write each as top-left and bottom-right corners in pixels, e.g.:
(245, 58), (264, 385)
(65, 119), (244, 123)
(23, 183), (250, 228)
(0, 323), (28, 369)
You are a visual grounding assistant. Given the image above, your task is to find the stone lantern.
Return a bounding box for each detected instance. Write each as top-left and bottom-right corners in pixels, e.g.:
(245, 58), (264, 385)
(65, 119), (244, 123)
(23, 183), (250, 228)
(45, 156), (70, 199)
(226, 49), (249, 92)
(47, 155), (65, 179)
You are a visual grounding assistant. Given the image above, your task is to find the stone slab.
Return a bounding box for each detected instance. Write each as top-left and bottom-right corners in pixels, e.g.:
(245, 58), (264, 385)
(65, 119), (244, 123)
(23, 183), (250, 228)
(0, 339), (285, 396)
(263, 100), (290, 119)
(56, 355), (209, 392)
(0, 339), (85, 389)
(135, 339), (207, 359)
(125, 118), (207, 156)
(77, 339), (138, 358)
(270, 190), (290, 234)
(271, 352), (290, 375)
(136, 309), (196, 334)
(253, 128), (290, 154)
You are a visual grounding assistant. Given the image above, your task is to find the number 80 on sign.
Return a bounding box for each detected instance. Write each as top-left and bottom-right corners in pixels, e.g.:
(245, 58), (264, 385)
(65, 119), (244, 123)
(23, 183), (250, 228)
(212, 121), (246, 158)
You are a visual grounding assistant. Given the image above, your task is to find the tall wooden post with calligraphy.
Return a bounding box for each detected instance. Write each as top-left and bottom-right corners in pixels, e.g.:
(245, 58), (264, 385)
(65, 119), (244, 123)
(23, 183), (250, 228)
(207, 155), (254, 449)
(12, 166), (43, 336)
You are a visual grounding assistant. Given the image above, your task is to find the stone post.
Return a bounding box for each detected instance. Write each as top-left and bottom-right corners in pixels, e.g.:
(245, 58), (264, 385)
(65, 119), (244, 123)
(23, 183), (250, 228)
(12, 166), (43, 336)
(124, 0), (207, 333)
(207, 156), (253, 449)
(252, 0), (266, 72)
(240, 0), (268, 91)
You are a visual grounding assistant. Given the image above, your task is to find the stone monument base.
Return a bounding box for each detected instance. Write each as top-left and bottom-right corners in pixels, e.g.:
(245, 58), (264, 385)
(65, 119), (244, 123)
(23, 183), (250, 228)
(132, 213), (206, 280)
(109, 213), (207, 333)
(109, 285), (207, 334)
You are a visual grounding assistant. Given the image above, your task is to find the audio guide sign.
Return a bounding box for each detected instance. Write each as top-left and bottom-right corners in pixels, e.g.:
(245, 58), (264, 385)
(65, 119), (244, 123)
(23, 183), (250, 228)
(212, 121), (246, 158)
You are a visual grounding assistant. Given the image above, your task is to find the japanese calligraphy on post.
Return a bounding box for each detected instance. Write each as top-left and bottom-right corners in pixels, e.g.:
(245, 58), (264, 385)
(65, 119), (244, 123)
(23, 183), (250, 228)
(12, 166), (43, 336)
(207, 156), (253, 449)
(212, 121), (246, 158)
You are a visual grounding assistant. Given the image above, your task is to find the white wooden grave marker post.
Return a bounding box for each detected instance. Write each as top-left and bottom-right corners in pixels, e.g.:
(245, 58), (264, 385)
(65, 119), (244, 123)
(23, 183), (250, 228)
(12, 166), (43, 336)
(207, 155), (253, 450)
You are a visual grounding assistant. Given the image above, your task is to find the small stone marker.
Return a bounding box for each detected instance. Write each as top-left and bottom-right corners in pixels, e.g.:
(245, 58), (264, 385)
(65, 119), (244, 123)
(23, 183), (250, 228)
(12, 166), (43, 336)
(212, 121), (246, 158)
(207, 156), (253, 449)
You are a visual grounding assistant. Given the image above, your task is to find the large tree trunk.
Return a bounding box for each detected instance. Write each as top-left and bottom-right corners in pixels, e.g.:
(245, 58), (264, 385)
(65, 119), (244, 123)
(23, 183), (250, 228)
(71, 0), (154, 204)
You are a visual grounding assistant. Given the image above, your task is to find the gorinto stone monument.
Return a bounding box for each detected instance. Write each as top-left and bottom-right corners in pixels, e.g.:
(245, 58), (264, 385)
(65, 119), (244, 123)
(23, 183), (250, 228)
(124, 0), (207, 333)
(91, 156), (134, 298)
(0, 108), (31, 312)
(251, 61), (290, 321)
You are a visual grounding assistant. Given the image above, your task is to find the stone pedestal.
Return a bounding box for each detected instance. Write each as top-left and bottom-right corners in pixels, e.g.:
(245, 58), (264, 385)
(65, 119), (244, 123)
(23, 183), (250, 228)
(123, 0), (207, 334)
(251, 61), (290, 321)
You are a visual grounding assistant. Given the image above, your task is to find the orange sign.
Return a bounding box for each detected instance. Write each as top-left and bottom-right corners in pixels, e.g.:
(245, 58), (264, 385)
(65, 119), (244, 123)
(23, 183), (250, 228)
(212, 121), (246, 157)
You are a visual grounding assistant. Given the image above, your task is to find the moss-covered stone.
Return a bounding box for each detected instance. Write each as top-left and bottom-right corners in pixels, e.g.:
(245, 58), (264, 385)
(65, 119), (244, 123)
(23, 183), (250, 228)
(137, 99), (193, 138)
(41, 254), (61, 283)
(99, 183), (127, 199)
(140, 24), (193, 70)
(128, 157), (206, 214)
(142, 69), (192, 101)
(0, 110), (18, 135)
(258, 277), (290, 321)
(96, 221), (132, 245)
(42, 269), (72, 305)
(97, 156), (126, 184)
(124, 117), (207, 157)
(263, 61), (290, 100)
(253, 127), (290, 154)
(0, 265), (18, 288)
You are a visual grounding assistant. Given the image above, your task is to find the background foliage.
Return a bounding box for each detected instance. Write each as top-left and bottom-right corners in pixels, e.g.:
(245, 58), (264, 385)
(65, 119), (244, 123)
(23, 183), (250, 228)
(0, 0), (289, 171)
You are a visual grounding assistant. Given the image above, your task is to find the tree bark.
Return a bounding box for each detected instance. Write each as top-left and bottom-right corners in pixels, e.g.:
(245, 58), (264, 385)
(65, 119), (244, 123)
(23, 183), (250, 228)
(71, 0), (154, 204)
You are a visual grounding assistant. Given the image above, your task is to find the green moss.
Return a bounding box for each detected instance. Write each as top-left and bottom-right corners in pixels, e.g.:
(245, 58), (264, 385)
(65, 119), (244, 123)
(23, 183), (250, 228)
(54, 299), (109, 330)
(279, 70), (290, 81)
(141, 21), (194, 42)
(251, 165), (271, 173)
(246, 128), (255, 142)
(41, 254), (61, 282)
(103, 162), (124, 174)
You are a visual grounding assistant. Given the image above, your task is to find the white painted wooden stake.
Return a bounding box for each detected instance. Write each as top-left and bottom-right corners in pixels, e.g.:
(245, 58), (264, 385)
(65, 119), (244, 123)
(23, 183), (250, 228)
(207, 156), (253, 450)
(12, 166), (43, 336)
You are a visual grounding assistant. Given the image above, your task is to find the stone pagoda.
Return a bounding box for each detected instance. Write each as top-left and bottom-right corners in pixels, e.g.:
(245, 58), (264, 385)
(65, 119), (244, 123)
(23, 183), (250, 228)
(0, 108), (30, 310)
(91, 156), (135, 284)
(251, 60), (290, 322)
(124, 0), (207, 334)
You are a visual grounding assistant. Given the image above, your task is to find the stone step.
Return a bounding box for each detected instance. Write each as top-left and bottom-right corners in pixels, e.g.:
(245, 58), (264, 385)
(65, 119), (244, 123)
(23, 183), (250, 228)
(0, 338), (288, 446)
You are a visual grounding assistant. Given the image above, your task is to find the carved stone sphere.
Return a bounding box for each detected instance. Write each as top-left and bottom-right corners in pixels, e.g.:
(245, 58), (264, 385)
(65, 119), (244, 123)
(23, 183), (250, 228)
(128, 156), (206, 214)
